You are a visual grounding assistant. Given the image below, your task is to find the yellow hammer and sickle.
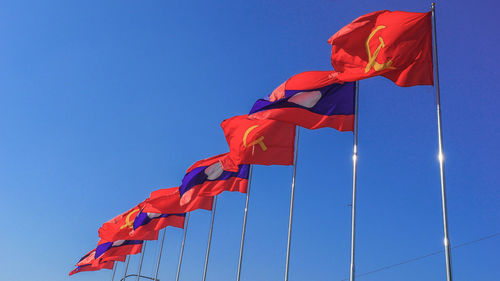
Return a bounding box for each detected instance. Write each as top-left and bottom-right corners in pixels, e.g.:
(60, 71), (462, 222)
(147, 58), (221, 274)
(243, 125), (267, 153)
(364, 25), (396, 73)
(120, 209), (139, 230)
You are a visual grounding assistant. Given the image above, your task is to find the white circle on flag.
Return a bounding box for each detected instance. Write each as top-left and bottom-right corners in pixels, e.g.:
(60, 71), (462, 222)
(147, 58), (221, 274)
(205, 162), (223, 180)
(288, 90), (322, 108)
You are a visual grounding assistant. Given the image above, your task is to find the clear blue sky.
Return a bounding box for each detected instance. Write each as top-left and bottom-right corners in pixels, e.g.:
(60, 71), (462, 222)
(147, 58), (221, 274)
(1, 1), (499, 281)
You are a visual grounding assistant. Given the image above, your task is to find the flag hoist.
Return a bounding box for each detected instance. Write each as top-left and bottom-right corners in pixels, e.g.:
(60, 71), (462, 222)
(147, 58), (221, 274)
(135, 241), (147, 281)
(111, 262), (117, 281)
(284, 126), (300, 281)
(431, 3), (453, 281)
(175, 212), (190, 281)
(349, 81), (359, 281)
(236, 165), (254, 281)
(202, 196), (217, 281)
(153, 229), (167, 281)
(327, 4), (453, 281)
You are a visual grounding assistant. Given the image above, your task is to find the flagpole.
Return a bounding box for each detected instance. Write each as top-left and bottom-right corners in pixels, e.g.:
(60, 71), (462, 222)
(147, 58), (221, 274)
(431, 3), (453, 281)
(284, 126), (300, 281)
(349, 81), (360, 281)
(136, 241), (147, 281)
(122, 255), (131, 281)
(111, 261), (117, 281)
(236, 165), (254, 281)
(202, 196), (218, 281)
(175, 212), (190, 281)
(153, 229), (167, 281)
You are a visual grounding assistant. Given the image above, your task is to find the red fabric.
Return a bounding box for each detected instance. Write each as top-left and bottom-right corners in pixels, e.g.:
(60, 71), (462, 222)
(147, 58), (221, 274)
(328, 10), (433, 86)
(70, 250), (115, 276)
(153, 214), (186, 229)
(269, 71), (342, 101)
(251, 108), (354, 131)
(75, 249), (97, 266)
(185, 153), (238, 173)
(221, 115), (296, 165)
(100, 254), (126, 263)
(69, 260), (114, 275)
(143, 187), (213, 214)
(96, 239), (143, 260)
(98, 201), (158, 242)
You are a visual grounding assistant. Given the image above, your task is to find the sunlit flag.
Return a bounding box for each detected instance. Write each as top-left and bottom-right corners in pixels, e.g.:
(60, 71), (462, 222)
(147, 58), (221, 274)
(328, 10), (433, 86)
(249, 71), (355, 131)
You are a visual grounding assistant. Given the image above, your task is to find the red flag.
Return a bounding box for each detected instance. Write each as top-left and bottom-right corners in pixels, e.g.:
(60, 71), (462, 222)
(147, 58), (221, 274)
(143, 187), (213, 214)
(328, 10), (433, 86)
(221, 115), (295, 165)
(69, 260), (114, 275)
(98, 201), (159, 242)
(70, 249), (115, 276)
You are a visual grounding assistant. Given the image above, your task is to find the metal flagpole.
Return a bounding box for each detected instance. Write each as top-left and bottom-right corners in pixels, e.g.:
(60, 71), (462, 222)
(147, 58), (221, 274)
(136, 241), (147, 281)
(284, 127), (300, 281)
(123, 255), (131, 281)
(175, 212), (190, 281)
(153, 229), (167, 281)
(236, 165), (254, 281)
(111, 261), (117, 281)
(202, 196), (218, 281)
(431, 3), (453, 281)
(349, 81), (360, 281)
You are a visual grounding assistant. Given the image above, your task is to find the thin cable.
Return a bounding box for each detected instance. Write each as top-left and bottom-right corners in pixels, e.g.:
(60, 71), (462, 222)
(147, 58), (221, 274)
(340, 232), (500, 281)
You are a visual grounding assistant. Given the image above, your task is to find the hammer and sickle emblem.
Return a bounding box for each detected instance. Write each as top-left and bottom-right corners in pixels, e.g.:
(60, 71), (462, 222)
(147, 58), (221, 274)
(120, 209), (139, 230)
(364, 25), (396, 73)
(243, 125), (267, 153)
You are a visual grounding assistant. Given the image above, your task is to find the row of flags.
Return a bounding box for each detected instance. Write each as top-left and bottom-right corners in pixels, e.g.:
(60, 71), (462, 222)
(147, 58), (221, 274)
(71, 8), (435, 277)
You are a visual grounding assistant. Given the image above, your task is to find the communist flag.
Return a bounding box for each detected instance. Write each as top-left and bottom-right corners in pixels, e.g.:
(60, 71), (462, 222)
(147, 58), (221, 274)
(177, 153), (250, 205)
(249, 71), (355, 131)
(143, 187), (214, 213)
(221, 115), (296, 166)
(98, 201), (159, 242)
(328, 10), (433, 86)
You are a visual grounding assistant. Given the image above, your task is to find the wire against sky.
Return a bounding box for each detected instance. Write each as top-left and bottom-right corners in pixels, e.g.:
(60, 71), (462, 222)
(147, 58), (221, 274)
(340, 233), (500, 281)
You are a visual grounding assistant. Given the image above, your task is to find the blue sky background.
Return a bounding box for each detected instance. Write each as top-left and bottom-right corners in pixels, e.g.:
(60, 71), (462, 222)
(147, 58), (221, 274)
(1, 1), (499, 281)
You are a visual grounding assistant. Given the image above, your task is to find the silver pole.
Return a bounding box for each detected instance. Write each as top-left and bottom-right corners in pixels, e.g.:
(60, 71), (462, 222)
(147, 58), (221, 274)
(175, 212), (190, 281)
(153, 229), (167, 281)
(349, 81), (360, 281)
(236, 165), (254, 281)
(202, 196), (218, 281)
(123, 255), (131, 281)
(431, 3), (453, 281)
(284, 127), (300, 281)
(111, 261), (117, 281)
(136, 241), (147, 281)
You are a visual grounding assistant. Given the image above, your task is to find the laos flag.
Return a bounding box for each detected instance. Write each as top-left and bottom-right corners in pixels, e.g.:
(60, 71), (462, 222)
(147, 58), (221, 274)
(94, 239), (143, 261)
(69, 249), (115, 276)
(133, 211), (186, 232)
(69, 260), (114, 275)
(143, 187), (214, 214)
(179, 153), (250, 205)
(249, 71), (355, 131)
